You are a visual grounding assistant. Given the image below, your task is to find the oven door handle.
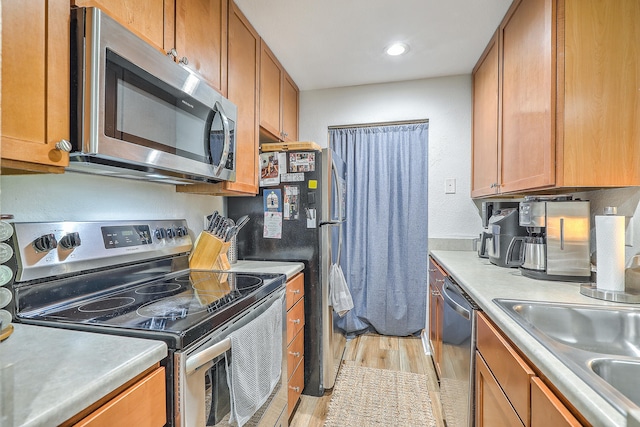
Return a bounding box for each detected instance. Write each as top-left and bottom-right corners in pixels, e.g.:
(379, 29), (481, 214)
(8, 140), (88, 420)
(185, 337), (231, 375)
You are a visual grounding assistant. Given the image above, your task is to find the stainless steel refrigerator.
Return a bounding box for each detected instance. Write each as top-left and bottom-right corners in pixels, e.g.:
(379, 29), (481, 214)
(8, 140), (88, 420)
(227, 147), (347, 397)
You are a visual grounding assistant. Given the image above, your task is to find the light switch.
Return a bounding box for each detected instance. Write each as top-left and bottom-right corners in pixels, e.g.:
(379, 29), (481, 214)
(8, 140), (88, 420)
(445, 178), (456, 194)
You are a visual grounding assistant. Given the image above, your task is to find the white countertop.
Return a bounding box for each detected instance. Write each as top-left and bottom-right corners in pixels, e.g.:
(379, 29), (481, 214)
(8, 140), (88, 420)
(226, 260), (305, 279)
(0, 323), (167, 427)
(430, 250), (630, 427)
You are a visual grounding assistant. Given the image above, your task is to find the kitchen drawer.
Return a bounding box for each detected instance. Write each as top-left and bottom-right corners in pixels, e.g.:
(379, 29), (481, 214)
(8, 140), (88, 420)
(477, 312), (534, 425)
(476, 352), (524, 427)
(73, 366), (166, 427)
(286, 298), (304, 344)
(287, 355), (305, 418)
(287, 328), (304, 380)
(286, 273), (304, 309)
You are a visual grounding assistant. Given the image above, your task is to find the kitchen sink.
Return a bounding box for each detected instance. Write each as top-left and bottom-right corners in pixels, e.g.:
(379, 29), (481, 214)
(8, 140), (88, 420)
(590, 359), (640, 407)
(498, 300), (640, 357)
(494, 299), (640, 416)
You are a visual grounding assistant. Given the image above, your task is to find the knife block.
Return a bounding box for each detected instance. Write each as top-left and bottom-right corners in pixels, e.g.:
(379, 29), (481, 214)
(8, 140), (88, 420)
(189, 231), (231, 273)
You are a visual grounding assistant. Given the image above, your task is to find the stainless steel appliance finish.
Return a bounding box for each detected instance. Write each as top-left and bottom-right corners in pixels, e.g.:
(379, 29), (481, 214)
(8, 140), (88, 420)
(227, 147), (348, 396)
(69, 7), (237, 185)
(440, 277), (479, 427)
(487, 207), (526, 268)
(516, 196), (591, 281)
(478, 201), (519, 259)
(9, 220), (287, 427)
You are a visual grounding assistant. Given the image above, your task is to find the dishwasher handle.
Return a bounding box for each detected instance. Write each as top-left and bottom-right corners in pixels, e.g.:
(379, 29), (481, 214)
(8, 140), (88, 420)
(442, 280), (471, 320)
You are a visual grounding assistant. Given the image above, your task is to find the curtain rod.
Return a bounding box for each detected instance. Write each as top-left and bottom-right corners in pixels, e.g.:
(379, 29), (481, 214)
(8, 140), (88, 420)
(327, 119), (428, 130)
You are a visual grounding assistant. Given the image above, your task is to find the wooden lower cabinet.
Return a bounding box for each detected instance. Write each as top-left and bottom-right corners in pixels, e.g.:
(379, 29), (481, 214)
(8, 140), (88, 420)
(475, 312), (584, 426)
(476, 352), (524, 427)
(285, 273), (305, 418)
(531, 377), (581, 427)
(66, 366), (166, 427)
(428, 256), (446, 377)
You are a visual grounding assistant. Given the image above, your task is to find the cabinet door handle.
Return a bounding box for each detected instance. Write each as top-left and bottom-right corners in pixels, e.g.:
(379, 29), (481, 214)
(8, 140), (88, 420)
(431, 290), (441, 297)
(290, 319), (301, 325)
(428, 268), (436, 273)
(289, 386), (300, 392)
(289, 289), (301, 294)
(435, 278), (445, 283)
(288, 351), (301, 357)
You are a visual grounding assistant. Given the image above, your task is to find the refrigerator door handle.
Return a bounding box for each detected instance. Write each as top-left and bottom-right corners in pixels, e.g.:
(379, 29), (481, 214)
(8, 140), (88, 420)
(331, 158), (344, 264)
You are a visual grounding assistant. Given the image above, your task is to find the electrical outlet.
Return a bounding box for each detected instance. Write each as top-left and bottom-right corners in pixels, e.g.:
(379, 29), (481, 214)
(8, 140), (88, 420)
(445, 178), (456, 194)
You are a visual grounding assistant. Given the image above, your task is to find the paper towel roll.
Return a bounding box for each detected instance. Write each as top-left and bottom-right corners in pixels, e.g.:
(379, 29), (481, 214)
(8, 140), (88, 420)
(596, 214), (625, 291)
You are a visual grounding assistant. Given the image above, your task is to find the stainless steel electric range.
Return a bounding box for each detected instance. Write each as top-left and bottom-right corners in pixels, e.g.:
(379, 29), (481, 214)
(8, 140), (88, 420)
(8, 220), (288, 427)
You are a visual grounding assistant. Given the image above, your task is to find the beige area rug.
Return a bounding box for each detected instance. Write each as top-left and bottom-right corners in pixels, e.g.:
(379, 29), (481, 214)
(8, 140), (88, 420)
(324, 365), (437, 427)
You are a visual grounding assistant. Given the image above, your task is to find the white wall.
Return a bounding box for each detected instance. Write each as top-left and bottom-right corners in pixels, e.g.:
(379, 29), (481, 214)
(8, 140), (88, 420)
(0, 173), (224, 236)
(299, 75), (482, 241)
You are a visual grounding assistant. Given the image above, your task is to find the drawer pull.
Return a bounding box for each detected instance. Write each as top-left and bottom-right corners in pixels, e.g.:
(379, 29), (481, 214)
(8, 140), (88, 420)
(289, 289), (301, 294)
(288, 351), (301, 357)
(428, 268), (436, 273)
(289, 386), (300, 392)
(435, 278), (445, 283)
(290, 319), (301, 325)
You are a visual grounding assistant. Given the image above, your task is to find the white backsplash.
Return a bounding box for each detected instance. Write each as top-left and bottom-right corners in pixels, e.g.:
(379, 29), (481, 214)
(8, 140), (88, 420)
(0, 172), (224, 236)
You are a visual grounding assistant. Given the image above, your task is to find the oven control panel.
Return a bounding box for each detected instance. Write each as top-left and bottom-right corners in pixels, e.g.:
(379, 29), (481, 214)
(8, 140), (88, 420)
(11, 220), (193, 282)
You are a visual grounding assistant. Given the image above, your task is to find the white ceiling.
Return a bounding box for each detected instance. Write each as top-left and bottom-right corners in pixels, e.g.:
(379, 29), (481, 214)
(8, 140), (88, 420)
(234, 0), (513, 91)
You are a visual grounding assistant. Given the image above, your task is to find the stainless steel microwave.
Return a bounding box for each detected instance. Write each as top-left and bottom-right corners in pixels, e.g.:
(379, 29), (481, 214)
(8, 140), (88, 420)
(69, 7), (236, 185)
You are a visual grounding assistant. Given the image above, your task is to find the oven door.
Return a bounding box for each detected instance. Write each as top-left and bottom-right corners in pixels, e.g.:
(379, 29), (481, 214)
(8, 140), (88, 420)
(176, 288), (287, 427)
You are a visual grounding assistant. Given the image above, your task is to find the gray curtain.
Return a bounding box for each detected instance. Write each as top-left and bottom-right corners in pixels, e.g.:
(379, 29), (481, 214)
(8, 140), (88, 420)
(330, 123), (429, 336)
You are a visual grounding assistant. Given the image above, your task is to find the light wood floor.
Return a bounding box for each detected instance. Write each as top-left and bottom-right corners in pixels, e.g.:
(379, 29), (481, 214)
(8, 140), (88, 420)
(289, 333), (445, 427)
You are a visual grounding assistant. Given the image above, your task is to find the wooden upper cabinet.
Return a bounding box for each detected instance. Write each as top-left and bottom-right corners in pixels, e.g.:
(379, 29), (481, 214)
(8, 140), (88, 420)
(282, 73), (299, 142)
(259, 40), (299, 142)
(1, 0), (71, 172)
(173, 0), (228, 95)
(71, 0), (168, 52)
(471, 31), (500, 197)
(472, 0), (640, 197)
(560, 0), (640, 187)
(260, 40), (284, 139)
(500, 0), (555, 194)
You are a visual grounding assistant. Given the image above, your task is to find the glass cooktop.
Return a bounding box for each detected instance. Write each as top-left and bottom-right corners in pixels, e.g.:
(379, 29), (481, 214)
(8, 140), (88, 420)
(17, 269), (285, 349)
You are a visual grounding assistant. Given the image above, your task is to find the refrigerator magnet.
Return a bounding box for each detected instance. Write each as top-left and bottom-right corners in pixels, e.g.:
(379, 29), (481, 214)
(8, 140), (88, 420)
(284, 186), (300, 220)
(264, 190), (283, 238)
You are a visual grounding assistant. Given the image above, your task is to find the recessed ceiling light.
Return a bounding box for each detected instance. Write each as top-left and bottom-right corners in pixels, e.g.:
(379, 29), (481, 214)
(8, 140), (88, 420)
(385, 42), (409, 56)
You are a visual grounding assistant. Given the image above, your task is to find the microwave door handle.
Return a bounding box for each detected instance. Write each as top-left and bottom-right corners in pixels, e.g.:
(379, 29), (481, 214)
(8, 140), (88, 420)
(213, 101), (231, 176)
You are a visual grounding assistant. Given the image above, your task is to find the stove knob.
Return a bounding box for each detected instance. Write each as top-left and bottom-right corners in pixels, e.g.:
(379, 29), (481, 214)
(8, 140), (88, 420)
(155, 228), (167, 240)
(59, 232), (81, 250)
(33, 233), (58, 253)
(166, 228), (175, 239)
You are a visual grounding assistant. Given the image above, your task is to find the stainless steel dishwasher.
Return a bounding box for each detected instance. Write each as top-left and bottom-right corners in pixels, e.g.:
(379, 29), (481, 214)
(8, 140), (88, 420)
(440, 276), (479, 427)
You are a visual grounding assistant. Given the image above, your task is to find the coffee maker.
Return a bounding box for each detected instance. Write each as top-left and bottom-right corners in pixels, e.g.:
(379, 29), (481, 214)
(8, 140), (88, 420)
(478, 201), (519, 259)
(486, 206), (527, 267)
(509, 195), (591, 281)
